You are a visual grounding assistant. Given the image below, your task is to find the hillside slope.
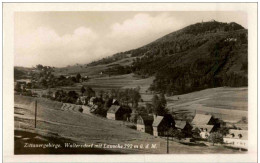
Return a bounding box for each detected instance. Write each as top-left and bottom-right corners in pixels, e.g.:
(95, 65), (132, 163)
(87, 21), (248, 95)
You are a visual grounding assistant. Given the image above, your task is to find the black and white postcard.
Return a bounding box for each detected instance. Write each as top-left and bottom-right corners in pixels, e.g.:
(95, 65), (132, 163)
(3, 2), (258, 163)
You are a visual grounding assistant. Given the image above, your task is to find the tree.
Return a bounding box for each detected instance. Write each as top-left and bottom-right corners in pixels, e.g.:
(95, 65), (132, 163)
(14, 83), (22, 92)
(130, 89), (141, 107)
(159, 93), (167, 108)
(67, 91), (79, 103)
(152, 94), (168, 116)
(36, 64), (44, 70)
(218, 127), (230, 136)
(241, 116), (248, 123)
(207, 132), (223, 146)
(192, 127), (201, 139)
(76, 73), (82, 83)
(85, 86), (95, 97)
(80, 86), (86, 95)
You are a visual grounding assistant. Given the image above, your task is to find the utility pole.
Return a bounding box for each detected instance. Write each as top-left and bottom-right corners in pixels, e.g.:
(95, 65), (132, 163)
(35, 100), (37, 128)
(167, 134), (169, 154)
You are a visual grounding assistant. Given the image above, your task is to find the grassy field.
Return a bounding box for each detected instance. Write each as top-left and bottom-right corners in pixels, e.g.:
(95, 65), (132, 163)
(34, 70), (248, 124)
(14, 95), (243, 154)
(53, 57), (136, 78)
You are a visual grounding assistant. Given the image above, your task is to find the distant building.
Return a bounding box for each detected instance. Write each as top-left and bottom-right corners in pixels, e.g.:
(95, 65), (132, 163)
(107, 105), (124, 120)
(15, 79), (32, 90)
(193, 125), (214, 139)
(112, 99), (119, 105)
(175, 120), (193, 136)
(224, 129), (248, 150)
(136, 115), (154, 134)
(88, 97), (97, 106)
(152, 114), (175, 137)
(191, 113), (220, 139)
(77, 96), (88, 105)
(90, 104), (98, 113)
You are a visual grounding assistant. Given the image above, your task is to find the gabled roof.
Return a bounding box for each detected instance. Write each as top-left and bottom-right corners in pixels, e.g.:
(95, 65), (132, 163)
(89, 97), (97, 101)
(225, 129), (248, 140)
(112, 99), (118, 104)
(91, 104), (98, 109)
(175, 120), (187, 129)
(137, 115), (154, 125)
(192, 114), (212, 125)
(193, 125), (214, 132)
(107, 105), (121, 114)
(152, 116), (164, 127)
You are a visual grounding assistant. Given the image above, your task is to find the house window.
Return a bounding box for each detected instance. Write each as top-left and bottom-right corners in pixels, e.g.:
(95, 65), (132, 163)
(238, 134), (243, 139)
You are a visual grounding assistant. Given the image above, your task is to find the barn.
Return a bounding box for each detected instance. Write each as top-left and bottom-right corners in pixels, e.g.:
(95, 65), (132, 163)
(136, 115), (154, 134)
(191, 114), (220, 139)
(107, 105), (124, 120)
(152, 114), (175, 137)
(223, 129), (248, 150)
(175, 120), (193, 136)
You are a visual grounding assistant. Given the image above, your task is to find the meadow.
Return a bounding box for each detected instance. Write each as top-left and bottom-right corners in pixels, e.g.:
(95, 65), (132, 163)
(14, 95), (242, 154)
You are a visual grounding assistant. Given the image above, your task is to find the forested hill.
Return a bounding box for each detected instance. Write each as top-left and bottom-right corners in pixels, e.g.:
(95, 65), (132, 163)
(88, 21), (248, 95)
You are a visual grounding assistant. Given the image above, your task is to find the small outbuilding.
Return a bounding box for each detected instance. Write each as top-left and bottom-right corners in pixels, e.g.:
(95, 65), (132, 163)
(136, 115), (154, 134)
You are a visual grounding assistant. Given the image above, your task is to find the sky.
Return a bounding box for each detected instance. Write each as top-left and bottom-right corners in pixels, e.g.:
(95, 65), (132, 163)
(14, 11), (247, 67)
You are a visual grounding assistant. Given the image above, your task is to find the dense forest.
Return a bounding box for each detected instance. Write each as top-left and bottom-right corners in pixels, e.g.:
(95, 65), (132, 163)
(89, 21), (248, 95)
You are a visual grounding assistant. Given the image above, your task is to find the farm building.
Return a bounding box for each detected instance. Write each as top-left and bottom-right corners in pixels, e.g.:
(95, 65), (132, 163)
(107, 105), (124, 120)
(175, 120), (193, 136)
(191, 114), (215, 125)
(192, 125), (214, 139)
(152, 114), (175, 137)
(191, 113), (220, 139)
(88, 97), (97, 106)
(112, 99), (119, 105)
(77, 96), (89, 105)
(136, 115), (154, 134)
(90, 104), (98, 113)
(223, 129), (248, 150)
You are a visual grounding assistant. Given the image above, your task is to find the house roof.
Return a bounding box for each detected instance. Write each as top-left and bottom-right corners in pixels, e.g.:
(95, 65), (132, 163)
(89, 97), (96, 101)
(152, 116), (164, 127)
(225, 129), (248, 140)
(193, 125), (214, 132)
(112, 99), (118, 104)
(192, 114), (212, 125)
(235, 124), (248, 130)
(137, 115), (154, 125)
(107, 105), (121, 114)
(91, 105), (98, 109)
(175, 120), (187, 129)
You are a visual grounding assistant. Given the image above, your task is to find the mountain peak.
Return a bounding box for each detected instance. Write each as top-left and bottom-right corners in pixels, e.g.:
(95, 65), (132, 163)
(180, 20), (244, 35)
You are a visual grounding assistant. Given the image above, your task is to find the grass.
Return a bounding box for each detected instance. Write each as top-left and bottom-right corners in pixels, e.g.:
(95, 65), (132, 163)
(14, 95), (243, 154)
(53, 57), (135, 78)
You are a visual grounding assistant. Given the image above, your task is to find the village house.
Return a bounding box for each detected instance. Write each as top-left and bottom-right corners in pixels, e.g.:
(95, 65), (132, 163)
(112, 99), (119, 105)
(152, 114), (175, 137)
(76, 96), (89, 105)
(15, 79), (32, 90)
(191, 113), (220, 139)
(88, 97), (97, 106)
(175, 120), (193, 137)
(223, 129), (248, 150)
(107, 105), (124, 120)
(136, 115), (154, 134)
